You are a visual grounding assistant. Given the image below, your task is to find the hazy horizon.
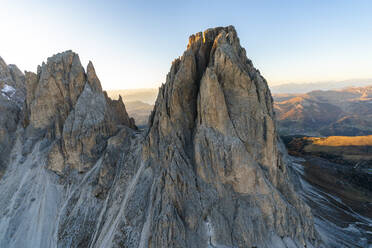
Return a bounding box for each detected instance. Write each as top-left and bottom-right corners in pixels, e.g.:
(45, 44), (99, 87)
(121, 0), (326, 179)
(106, 78), (372, 91)
(2, 0), (372, 89)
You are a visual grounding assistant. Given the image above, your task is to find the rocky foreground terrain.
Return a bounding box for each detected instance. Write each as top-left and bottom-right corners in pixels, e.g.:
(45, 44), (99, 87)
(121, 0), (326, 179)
(0, 26), (371, 247)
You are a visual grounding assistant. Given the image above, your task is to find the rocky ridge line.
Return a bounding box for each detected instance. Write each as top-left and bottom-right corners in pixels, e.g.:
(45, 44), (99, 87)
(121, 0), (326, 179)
(21, 50), (136, 175)
(0, 27), (325, 248)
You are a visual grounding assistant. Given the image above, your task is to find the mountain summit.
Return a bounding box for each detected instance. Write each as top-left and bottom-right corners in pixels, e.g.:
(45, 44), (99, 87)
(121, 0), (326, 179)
(142, 26), (319, 247)
(0, 26), (321, 247)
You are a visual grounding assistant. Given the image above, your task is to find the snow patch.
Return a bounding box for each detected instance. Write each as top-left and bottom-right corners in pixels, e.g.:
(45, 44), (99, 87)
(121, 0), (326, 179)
(204, 218), (235, 248)
(1, 84), (16, 95)
(205, 217), (213, 247)
(1, 84), (16, 100)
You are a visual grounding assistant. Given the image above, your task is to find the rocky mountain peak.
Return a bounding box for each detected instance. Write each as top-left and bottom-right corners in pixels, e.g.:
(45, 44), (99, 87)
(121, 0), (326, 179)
(24, 50), (86, 129)
(0, 28), (327, 248)
(87, 60), (103, 92)
(21, 50), (136, 174)
(0, 56), (10, 75)
(142, 26), (319, 247)
(187, 26), (237, 50)
(149, 26), (275, 167)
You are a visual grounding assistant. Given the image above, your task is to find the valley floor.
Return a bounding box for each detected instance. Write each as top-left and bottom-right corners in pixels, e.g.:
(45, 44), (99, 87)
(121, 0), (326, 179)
(290, 156), (372, 247)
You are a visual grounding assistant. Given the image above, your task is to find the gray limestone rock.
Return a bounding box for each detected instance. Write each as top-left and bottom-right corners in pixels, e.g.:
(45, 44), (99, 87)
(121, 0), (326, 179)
(21, 51), (136, 175)
(0, 95), (20, 178)
(0, 26), (353, 248)
(140, 26), (319, 248)
(0, 57), (25, 178)
(23, 51), (86, 131)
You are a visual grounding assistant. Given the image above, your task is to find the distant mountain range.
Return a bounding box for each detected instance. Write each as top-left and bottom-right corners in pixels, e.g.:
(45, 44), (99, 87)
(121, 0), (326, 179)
(107, 82), (372, 135)
(270, 79), (372, 94)
(106, 89), (157, 127)
(122, 100), (153, 127)
(274, 85), (372, 136)
(106, 88), (158, 104)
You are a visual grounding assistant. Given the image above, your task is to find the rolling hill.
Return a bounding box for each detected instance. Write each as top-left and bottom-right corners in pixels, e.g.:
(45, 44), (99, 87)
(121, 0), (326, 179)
(274, 85), (372, 136)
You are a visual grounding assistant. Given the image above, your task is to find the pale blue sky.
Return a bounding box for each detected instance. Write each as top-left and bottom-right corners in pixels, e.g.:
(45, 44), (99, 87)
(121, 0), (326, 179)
(1, 0), (372, 89)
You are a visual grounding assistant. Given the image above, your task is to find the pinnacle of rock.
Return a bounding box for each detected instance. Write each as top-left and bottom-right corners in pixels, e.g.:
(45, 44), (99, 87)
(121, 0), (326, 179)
(21, 50), (137, 174)
(24, 50), (86, 129)
(87, 61), (103, 92)
(142, 26), (319, 247)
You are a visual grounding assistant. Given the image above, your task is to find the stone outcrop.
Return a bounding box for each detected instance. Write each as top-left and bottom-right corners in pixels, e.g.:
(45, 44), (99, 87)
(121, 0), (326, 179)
(0, 57), (25, 178)
(0, 56), (26, 105)
(0, 27), (331, 248)
(23, 51), (86, 130)
(0, 95), (20, 178)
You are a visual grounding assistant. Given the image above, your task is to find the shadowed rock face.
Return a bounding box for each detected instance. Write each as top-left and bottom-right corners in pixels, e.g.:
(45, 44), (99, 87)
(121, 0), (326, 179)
(143, 26), (319, 247)
(0, 57), (25, 178)
(0, 56), (26, 106)
(0, 27), (324, 248)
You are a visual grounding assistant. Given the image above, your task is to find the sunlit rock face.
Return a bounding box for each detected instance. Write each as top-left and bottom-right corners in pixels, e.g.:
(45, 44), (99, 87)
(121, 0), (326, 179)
(22, 51), (136, 174)
(142, 26), (319, 247)
(0, 27), (327, 248)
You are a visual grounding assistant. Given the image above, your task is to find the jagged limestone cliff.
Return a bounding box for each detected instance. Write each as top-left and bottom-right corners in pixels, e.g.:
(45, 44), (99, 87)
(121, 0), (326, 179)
(0, 27), (323, 248)
(141, 26), (318, 247)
